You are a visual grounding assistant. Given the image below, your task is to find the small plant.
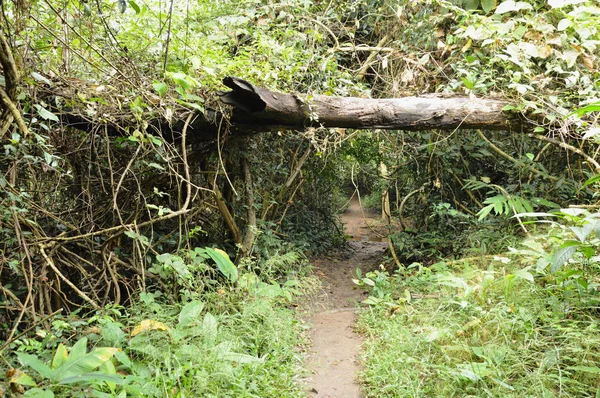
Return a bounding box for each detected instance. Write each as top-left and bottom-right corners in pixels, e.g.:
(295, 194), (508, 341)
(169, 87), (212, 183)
(12, 337), (126, 397)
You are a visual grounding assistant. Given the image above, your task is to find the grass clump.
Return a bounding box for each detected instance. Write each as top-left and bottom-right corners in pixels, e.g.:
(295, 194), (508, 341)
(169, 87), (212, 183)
(3, 248), (315, 397)
(356, 222), (600, 397)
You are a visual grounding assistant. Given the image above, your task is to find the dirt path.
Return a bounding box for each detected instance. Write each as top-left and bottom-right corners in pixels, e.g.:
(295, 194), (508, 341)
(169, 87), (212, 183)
(305, 196), (388, 397)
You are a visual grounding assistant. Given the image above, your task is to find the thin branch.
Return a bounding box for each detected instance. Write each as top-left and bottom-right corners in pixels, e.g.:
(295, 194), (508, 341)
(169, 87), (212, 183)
(529, 133), (600, 173)
(476, 130), (558, 181)
(0, 87), (29, 137)
(39, 244), (100, 309)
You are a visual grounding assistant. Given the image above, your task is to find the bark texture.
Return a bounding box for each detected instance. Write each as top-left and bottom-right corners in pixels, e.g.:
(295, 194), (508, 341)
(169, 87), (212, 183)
(218, 76), (521, 132)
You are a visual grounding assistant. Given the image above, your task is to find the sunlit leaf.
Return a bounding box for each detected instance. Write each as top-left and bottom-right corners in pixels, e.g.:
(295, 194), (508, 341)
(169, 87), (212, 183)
(204, 247), (238, 283)
(34, 104), (59, 122)
(152, 82), (168, 97)
(51, 344), (68, 369)
(569, 101), (600, 118)
(495, 0), (532, 14)
(131, 319), (170, 336)
(53, 347), (119, 380)
(9, 369), (37, 386)
(31, 72), (52, 86)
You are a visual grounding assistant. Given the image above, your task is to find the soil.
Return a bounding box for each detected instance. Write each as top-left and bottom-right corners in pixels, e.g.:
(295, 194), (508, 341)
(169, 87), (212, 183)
(304, 196), (388, 398)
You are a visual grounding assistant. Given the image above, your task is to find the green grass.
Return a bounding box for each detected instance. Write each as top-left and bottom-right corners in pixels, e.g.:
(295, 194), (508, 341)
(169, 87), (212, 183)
(5, 270), (318, 397)
(356, 257), (600, 397)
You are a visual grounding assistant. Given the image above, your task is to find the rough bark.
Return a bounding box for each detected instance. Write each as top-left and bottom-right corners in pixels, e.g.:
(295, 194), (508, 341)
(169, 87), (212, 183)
(218, 76), (522, 132)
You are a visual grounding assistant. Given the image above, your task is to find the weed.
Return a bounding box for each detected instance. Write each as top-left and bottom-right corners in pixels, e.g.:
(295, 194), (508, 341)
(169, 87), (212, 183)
(357, 210), (600, 397)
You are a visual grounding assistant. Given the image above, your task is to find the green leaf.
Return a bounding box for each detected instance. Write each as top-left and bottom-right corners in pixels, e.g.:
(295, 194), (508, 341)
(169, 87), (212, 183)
(114, 350), (131, 369)
(53, 347), (119, 380)
(463, 0), (479, 10)
(152, 82), (168, 97)
(168, 72), (195, 91)
(16, 352), (55, 379)
(23, 389), (55, 398)
(481, 0), (497, 12)
(579, 246), (595, 260)
(570, 223), (595, 242)
(220, 352), (263, 363)
(513, 269), (533, 282)
(128, 0), (140, 13)
(582, 174), (600, 188)
(569, 101), (600, 118)
(58, 372), (126, 385)
(52, 344), (69, 369)
(204, 247), (238, 283)
(461, 77), (475, 89)
(362, 277), (375, 286)
(477, 204), (495, 220)
(550, 245), (578, 273)
(100, 322), (126, 345)
(34, 104), (59, 122)
(178, 300), (205, 328)
(69, 337), (88, 360)
(567, 366), (600, 374)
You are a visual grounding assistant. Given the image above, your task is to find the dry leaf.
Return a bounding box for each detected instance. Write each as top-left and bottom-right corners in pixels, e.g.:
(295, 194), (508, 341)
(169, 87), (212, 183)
(131, 319), (170, 336)
(583, 56), (594, 71)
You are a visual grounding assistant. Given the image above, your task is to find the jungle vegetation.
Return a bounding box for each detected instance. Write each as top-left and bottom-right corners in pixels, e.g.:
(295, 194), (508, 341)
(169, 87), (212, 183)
(1, 0), (600, 396)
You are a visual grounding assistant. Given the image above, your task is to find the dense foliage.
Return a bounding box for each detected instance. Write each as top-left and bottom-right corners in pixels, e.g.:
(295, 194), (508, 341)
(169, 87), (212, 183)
(1, 0), (600, 396)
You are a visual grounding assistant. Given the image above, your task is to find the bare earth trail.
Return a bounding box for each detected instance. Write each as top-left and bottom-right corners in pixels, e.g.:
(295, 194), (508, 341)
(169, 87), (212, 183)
(305, 196), (388, 397)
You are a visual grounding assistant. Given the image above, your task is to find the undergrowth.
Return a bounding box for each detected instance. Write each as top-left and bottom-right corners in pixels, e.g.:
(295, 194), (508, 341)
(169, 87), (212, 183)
(356, 209), (600, 397)
(2, 248), (318, 397)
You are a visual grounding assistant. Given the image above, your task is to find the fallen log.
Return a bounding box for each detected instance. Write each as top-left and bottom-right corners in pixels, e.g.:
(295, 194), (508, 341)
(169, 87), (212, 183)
(218, 76), (522, 132)
(50, 76), (522, 141)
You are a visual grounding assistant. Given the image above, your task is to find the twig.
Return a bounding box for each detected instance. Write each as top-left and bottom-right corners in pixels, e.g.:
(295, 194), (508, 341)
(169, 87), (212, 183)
(528, 133), (600, 173)
(398, 185), (426, 230)
(39, 244), (100, 310)
(0, 87), (29, 137)
(0, 309), (63, 353)
(387, 235), (402, 269)
(476, 130), (558, 181)
(357, 34), (391, 80)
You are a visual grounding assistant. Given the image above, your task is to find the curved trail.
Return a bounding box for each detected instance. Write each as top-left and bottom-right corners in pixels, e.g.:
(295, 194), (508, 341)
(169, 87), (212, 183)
(305, 198), (387, 397)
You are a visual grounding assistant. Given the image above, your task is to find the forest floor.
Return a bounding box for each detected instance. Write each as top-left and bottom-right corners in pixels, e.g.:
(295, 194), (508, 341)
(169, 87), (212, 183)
(304, 196), (388, 397)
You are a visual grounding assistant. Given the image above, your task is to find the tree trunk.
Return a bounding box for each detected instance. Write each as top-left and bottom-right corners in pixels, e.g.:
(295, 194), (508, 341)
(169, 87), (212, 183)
(218, 76), (522, 132)
(240, 145), (257, 258)
(49, 76), (524, 143)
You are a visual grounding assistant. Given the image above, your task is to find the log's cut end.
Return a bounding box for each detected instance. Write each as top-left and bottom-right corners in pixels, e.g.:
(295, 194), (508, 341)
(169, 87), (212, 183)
(218, 76), (266, 113)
